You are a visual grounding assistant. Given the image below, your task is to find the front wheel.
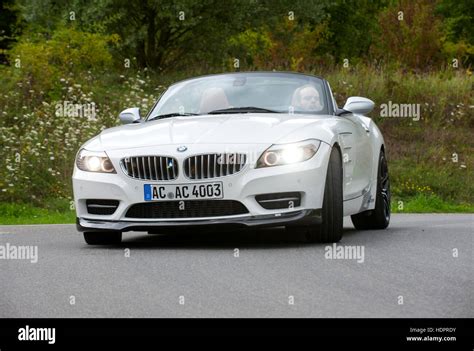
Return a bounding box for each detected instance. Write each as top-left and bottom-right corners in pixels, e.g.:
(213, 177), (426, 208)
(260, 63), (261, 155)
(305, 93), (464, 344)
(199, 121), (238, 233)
(288, 146), (343, 243)
(83, 231), (122, 245)
(351, 149), (390, 230)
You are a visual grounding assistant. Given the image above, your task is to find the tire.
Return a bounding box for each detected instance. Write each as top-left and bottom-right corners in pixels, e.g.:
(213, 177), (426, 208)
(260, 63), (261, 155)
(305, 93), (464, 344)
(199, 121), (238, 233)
(351, 149), (390, 230)
(288, 146), (343, 243)
(83, 231), (122, 245)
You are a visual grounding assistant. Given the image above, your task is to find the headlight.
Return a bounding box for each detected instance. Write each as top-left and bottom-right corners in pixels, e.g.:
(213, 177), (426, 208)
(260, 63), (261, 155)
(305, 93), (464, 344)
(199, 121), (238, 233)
(76, 149), (116, 173)
(256, 139), (321, 168)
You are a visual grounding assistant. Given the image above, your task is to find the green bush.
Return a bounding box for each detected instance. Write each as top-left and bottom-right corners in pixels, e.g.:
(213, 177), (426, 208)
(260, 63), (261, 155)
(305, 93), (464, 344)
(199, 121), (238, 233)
(0, 28), (160, 206)
(4, 27), (118, 102)
(228, 19), (330, 71)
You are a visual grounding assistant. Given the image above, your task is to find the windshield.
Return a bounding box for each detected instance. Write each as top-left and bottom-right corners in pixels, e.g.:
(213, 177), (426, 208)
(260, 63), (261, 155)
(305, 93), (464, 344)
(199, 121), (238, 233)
(147, 72), (328, 120)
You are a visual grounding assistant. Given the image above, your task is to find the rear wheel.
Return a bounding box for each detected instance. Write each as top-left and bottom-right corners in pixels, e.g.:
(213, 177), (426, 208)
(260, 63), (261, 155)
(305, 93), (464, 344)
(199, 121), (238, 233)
(351, 149), (390, 230)
(83, 231), (122, 245)
(288, 146), (343, 243)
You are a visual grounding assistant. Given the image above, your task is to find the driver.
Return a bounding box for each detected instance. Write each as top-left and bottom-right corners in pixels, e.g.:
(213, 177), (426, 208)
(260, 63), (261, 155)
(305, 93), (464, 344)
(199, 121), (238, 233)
(291, 84), (323, 112)
(199, 87), (230, 114)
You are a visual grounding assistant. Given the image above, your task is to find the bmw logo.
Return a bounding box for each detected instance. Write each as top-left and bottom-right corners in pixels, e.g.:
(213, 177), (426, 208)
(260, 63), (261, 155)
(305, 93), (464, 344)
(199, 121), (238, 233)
(177, 145), (187, 152)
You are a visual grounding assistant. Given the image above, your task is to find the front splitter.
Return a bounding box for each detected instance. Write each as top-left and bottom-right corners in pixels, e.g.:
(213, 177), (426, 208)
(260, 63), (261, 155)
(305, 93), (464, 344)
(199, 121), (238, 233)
(76, 209), (322, 232)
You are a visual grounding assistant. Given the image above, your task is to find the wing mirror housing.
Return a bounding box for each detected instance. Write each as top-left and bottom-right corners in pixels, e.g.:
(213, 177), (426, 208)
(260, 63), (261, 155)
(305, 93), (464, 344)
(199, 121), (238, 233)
(119, 107), (141, 124)
(340, 96), (375, 115)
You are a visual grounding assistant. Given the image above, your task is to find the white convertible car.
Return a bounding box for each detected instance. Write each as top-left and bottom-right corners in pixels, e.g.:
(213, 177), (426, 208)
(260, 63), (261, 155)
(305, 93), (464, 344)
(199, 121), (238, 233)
(73, 72), (390, 245)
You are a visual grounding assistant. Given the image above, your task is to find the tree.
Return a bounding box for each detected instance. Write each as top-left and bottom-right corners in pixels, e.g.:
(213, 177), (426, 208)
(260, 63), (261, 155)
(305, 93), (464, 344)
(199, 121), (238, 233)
(318, 0), (389, 64)
(436, 0), (474, 66)
(371, 0), (445, 71)
(15, 0), (331, 71)
(0, 0), (24, 64)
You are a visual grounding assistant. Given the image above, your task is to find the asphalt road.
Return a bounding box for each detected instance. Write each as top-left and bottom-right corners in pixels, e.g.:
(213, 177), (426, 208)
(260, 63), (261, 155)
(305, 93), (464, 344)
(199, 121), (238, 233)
(0, 214), (472, 318)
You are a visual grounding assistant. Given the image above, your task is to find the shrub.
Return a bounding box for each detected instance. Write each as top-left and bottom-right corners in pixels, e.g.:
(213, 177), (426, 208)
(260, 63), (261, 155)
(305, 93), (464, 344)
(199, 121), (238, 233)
(0, 27), (159, 205)
(371, 0), (445, 71)
(228, 19), (330, 71)
(5, 27), (118, 102)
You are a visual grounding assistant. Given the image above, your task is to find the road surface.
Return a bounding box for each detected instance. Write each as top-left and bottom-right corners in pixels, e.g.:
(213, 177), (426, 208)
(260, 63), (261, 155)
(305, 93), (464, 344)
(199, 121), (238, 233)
(0, 214), (472, 317)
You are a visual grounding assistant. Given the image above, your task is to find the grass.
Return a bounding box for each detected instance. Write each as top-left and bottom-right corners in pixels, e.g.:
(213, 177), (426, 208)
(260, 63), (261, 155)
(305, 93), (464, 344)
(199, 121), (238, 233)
(0, 193), (472, 226)
(392, 194), (474, 213)
(0, 200), (75, 225)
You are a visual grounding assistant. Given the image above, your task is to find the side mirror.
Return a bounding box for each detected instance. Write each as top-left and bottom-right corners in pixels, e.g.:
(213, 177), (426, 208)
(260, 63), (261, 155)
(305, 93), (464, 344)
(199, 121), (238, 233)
(119, 107), (141, 124)
(342, 96), (374, 115)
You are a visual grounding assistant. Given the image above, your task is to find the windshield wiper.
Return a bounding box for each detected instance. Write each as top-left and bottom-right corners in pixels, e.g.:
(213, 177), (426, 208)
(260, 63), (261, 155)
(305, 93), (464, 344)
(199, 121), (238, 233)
(208, 107), (281, 114)
(148, 112), (200, 122)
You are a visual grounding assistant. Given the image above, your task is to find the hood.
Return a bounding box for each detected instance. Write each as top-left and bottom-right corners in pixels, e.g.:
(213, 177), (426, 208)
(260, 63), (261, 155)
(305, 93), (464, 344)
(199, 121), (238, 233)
(91, 113), (332, 150)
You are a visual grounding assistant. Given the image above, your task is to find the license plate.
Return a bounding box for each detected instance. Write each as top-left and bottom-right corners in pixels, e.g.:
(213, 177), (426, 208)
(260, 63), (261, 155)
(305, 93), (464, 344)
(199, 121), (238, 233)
(144, 182), (223, 201)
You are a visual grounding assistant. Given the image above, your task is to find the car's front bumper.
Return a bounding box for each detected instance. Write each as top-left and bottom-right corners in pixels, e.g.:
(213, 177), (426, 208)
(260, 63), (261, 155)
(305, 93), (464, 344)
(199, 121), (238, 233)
(73, 142), (331, 232)
(76, 208), (322, 232)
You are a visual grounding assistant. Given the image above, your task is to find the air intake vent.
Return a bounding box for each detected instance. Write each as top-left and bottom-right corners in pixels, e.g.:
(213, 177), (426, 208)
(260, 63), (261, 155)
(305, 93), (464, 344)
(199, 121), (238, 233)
(125, 200), (249, 218)
(86, 199), (119, 215)
(121, 156), (178, 181)
(184, 153), (246, 179)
